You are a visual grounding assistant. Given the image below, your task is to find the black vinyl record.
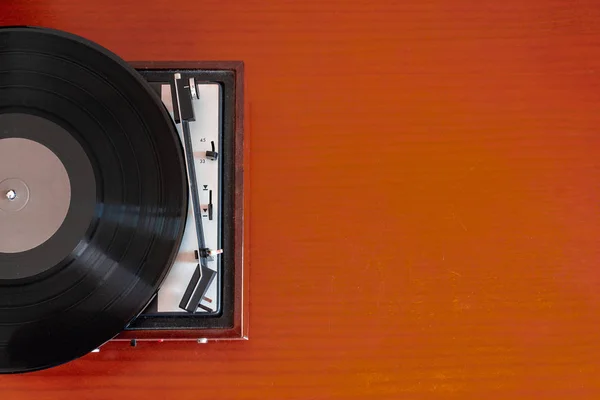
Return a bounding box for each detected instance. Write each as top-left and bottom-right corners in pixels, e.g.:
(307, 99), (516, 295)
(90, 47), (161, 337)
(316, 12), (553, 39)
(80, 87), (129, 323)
(0, 27), (187, 373)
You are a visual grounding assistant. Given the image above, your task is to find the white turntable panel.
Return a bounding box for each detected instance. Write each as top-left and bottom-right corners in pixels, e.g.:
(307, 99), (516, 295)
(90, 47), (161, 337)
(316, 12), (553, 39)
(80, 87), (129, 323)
(157, 82), (221, 313)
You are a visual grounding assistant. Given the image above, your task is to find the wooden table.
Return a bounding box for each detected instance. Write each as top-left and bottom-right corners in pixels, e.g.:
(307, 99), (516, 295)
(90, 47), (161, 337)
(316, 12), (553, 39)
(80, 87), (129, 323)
(2, 0), (600, 398)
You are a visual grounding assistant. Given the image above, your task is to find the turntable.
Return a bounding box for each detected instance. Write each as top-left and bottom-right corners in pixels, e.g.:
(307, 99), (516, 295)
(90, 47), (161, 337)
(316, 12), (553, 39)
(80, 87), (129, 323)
(0, 26), (247, 373)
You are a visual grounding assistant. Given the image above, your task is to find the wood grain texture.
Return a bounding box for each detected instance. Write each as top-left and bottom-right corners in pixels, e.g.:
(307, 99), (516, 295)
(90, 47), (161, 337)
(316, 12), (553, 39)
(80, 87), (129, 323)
(2, 0), (600, 398)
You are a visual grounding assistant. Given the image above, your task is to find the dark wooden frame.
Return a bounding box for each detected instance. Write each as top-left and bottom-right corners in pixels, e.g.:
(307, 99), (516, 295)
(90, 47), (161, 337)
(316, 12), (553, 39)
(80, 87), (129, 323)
(114, 61), (247, 341)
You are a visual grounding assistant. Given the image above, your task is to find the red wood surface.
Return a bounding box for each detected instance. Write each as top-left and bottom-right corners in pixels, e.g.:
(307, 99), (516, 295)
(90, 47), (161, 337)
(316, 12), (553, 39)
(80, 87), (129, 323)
(2, 0), (600, 398)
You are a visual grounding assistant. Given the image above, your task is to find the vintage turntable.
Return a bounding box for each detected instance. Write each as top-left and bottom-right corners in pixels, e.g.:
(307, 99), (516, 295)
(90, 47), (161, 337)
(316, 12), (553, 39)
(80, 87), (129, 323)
(0, 26), (247, 373)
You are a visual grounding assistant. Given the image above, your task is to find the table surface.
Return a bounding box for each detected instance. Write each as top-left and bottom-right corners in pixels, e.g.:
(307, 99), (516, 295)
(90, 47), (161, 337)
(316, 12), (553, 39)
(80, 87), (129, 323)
(2, 0), (600, 398)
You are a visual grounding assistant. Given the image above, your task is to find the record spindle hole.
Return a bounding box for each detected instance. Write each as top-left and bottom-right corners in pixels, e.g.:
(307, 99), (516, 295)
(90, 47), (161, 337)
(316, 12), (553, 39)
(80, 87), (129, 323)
(5, 189), (16, 201)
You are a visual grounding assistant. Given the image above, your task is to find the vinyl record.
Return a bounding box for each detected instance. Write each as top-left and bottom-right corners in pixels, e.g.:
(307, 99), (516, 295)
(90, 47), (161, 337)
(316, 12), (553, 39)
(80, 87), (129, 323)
(0, 26), (188, 373)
